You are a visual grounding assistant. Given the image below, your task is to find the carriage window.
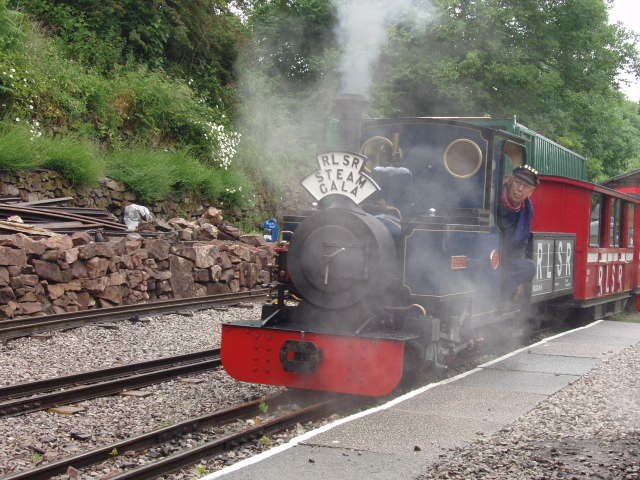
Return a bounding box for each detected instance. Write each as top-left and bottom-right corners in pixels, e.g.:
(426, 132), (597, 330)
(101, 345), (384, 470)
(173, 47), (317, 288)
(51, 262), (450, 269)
(627, 204), (635, 247)
(610, 199), (623, 247)
(589, 194), (602, 247)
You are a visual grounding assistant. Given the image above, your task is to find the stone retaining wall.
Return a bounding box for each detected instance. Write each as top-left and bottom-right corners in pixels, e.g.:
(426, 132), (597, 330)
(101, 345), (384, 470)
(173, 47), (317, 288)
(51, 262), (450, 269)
(0, 232), (275, 319)
(0, 170), (209, 219)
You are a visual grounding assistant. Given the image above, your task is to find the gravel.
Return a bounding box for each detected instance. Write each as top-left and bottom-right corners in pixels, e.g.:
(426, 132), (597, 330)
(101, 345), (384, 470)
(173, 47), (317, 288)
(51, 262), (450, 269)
(3, 308), (638, 480)
(0, 304), (281, 478)
(420, 342), (640, 480)
(0, 306), (248, 386)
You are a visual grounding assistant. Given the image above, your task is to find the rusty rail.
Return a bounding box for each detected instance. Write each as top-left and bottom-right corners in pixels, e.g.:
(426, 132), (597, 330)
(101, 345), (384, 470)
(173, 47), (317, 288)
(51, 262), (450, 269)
(0, 349), (221, 417)
(0, 289), (269, 341)
(2, 395), (337, 480)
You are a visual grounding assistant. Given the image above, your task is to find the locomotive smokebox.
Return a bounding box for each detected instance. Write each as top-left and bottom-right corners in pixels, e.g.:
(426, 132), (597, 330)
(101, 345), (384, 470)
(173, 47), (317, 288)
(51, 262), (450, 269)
(333, 93), (369, 153)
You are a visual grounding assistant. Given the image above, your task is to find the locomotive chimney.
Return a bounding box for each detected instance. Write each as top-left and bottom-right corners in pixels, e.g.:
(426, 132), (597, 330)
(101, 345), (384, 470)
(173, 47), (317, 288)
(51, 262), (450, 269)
(332, 93), (369, 153)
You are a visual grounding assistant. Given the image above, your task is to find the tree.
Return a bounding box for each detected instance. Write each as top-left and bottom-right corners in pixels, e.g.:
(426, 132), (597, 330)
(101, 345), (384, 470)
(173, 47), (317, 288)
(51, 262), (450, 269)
(375, 0), (640, 178)
(247, 0), (337, 86)
(8, 0), (247, 110)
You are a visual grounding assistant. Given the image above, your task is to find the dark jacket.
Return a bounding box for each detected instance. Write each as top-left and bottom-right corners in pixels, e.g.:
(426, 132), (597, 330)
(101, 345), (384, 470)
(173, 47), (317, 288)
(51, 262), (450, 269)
(498, 197), (534, 261)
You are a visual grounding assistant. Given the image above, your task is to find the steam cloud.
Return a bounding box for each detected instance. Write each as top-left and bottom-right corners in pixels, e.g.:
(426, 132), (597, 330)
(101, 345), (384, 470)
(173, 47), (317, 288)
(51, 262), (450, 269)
(234, 0), (436, 204)
(334, 0), (435, 96)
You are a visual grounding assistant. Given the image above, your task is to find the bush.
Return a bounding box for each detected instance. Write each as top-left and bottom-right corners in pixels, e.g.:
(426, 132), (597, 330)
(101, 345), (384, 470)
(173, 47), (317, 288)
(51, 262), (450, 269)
(39, 135), (102, 185)
(0, 4), (253, 212)
(105, 147), (249, 208)
(171, 152), (223, 198)
(0, 124), (102, 185)
(0, 0), (25, 53)
(8, 0), (245, 107)
(0, 126), (40, 170)
(105, 149), (175, 203)
(0, 21), (237, 166)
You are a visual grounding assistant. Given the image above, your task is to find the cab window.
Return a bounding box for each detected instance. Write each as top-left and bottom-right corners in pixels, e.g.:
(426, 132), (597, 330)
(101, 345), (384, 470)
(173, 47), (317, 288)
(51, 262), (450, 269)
(502, 141), (525, 181)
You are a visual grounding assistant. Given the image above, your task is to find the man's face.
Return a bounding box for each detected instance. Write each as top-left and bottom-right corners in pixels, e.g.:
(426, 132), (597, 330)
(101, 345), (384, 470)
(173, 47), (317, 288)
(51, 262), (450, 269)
(507, 176), (536, 205)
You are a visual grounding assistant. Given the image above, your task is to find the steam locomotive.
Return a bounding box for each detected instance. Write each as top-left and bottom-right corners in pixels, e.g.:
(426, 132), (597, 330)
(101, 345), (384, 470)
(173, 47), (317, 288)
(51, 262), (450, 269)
(221, 95), (640, 396)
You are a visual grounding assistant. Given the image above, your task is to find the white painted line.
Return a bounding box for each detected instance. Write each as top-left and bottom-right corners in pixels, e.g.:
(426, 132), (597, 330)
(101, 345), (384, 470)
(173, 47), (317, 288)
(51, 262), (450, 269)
(478, 319), (603, 368)
(202, 319), (604, 479)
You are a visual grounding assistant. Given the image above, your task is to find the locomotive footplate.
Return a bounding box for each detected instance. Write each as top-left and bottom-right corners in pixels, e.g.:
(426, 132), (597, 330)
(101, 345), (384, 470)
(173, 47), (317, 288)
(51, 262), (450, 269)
(221, 320), (416, 396)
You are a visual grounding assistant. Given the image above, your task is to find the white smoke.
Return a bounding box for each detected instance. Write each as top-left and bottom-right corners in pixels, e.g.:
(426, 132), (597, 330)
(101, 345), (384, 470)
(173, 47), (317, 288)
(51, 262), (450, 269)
(334, 0), (435, 96)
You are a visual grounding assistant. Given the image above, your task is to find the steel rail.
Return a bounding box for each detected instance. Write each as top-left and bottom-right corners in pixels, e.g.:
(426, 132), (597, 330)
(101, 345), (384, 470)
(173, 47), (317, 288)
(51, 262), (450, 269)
(0, 351), (221, 418)
(1, 395), (336, 480)
(0, 289), (269, 341)
(1, 398), (268, 480)
(108, 400), (337, 480)
(0, 349), (219, 401)
(0, 203), (128, 230)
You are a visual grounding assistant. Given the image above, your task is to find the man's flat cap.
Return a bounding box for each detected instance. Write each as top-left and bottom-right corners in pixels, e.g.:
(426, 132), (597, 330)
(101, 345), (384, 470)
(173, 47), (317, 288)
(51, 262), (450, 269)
(513, 165), (539, 186)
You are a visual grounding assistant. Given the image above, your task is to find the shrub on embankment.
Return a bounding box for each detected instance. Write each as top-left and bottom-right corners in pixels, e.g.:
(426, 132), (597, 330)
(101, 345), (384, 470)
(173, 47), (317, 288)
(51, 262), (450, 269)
(0, 127), (249, 212)
(0, 1), (254, 214)
(0, 127), (102, 186)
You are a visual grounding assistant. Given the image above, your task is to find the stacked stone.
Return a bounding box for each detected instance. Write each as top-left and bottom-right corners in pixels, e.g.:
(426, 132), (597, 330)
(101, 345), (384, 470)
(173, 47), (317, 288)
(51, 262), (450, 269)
(0, 171), (212, 220)
(0, 171), (134, 211)
(0, 231), (275, 319)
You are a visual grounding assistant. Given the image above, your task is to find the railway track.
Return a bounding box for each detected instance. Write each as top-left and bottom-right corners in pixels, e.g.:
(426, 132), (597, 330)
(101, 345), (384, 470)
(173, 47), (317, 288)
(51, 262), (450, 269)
(0, 289), (269, 341)
(0, 349), (221, 417)
(3, 393), (339, 480)
(0, 316), (578, 479)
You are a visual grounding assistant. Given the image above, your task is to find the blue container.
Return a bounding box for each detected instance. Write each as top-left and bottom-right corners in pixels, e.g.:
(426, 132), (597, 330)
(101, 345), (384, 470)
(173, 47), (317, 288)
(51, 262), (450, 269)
(263, 218), (279, 242)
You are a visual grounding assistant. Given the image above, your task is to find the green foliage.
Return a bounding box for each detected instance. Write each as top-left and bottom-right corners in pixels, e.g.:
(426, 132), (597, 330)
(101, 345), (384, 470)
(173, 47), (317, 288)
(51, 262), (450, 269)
(195, 463), (208, 477)
(105, 149), (180, 203)
(161, 1), (245, 107)
(100, 68), (218, 154)
(0, 0), (25, 52)
(39, 135), (102, 185)
(0, 127), (41, 170)
(0, 2), (260, 214)
(105, 147), (248, 207)
(0, 15), (243, 176)
(249, 0), (337, 85)
(1, 34), (239, 167)
(9, 0), (246, 109)
(0, 21), (111, 133)
(0, 125), (102, 185)
(374, 0), (640, 179)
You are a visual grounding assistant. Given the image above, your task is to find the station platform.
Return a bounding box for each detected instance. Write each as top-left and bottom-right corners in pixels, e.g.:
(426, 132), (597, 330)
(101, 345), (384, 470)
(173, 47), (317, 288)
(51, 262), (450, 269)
(204, 320), (640, 480)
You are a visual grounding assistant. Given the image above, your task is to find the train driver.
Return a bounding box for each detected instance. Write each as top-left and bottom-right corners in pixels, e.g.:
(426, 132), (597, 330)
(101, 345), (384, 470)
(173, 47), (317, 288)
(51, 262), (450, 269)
(498, 165), (539, 301)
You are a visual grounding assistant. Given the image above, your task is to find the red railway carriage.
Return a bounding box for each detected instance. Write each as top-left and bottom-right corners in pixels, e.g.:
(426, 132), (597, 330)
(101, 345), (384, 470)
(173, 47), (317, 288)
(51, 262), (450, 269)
(532, 175), (640, 314)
